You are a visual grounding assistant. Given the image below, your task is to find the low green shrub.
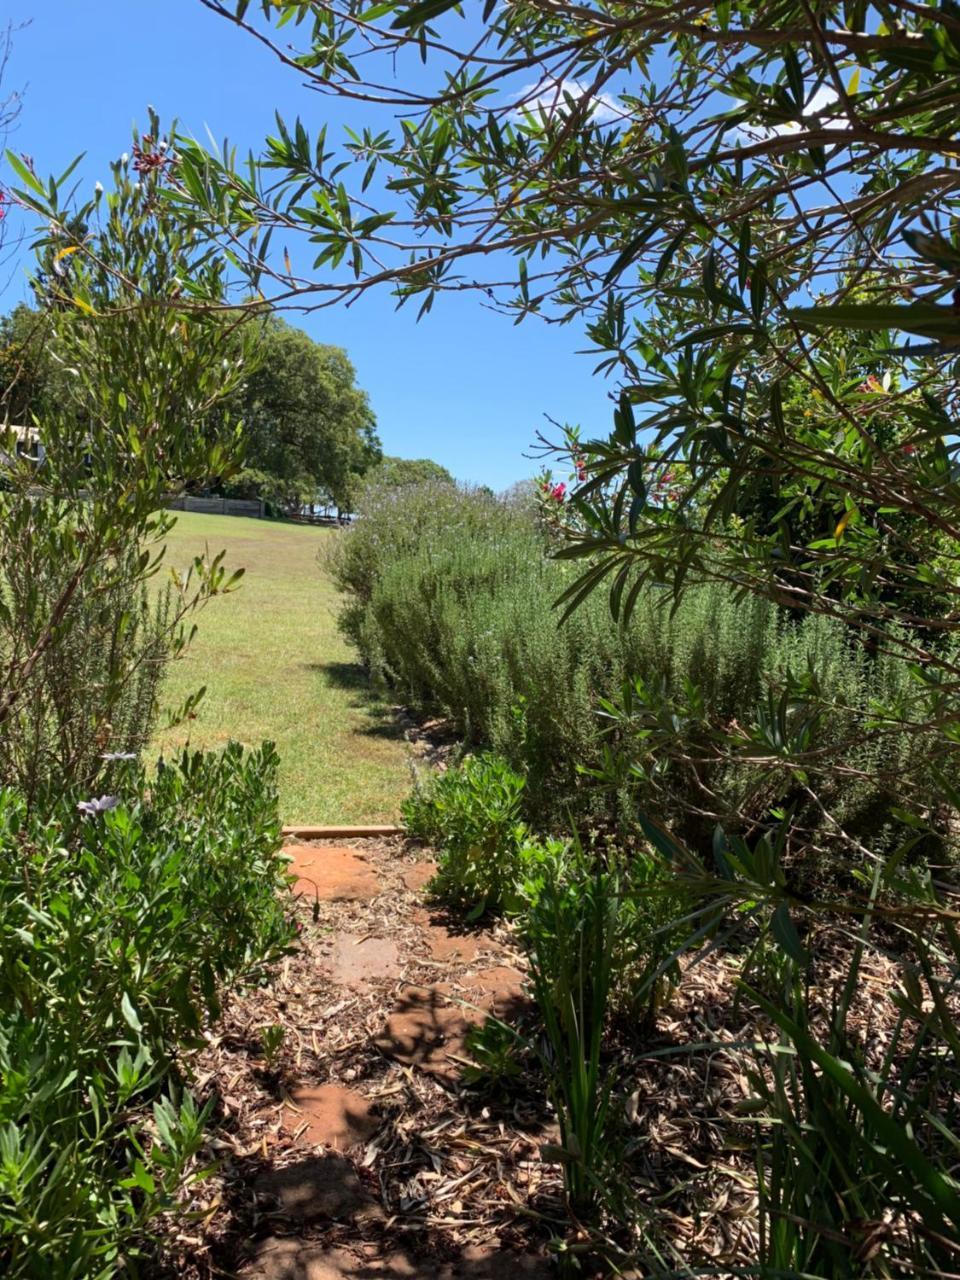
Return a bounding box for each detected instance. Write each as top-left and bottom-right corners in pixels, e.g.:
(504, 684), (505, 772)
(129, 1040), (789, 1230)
(516, 832), (686, 1026)
(402, 752), (528, 916)
(0, 742), (295, 1279)
(0, 523), (175, 804)
(331, 481), (932, 859)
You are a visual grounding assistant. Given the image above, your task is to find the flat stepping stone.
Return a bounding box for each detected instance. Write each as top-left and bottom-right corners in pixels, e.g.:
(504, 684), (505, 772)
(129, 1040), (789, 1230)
(400, 860), (436, 892)
(412, 907), (493, 963)
(284, 845), (381, 902)
(375, 972), (529, 1082)
(443, 1245), (552, 1278)
(374, 984), (483, 1081)
(254, 1154), (383, 1224)
(325, 933), (401, 990)
(425, 927), (485, 963)
(281, 1084), (378, 1150)
(241, 1238), (346, 1280)
(242, 1241), (547, 1279)
(242, 1241), (413, 1279)
(457, 966), (528, 1018)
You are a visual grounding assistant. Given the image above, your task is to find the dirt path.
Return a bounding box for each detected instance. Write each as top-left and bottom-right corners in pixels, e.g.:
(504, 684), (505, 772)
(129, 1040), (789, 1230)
(172, 837), (560, 1279)
(161, 830), (930, 1278)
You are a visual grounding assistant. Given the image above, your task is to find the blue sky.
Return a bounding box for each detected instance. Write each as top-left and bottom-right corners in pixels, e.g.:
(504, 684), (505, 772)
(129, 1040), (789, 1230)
(0, 1), (618, 490)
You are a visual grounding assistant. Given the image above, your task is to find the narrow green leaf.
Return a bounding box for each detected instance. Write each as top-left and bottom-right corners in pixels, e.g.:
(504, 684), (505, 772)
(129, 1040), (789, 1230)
(5, 149), (48, 199)
(790, 302), (960, 338)
(121, 991), (143, 1035)
(392, 0), (460, 28)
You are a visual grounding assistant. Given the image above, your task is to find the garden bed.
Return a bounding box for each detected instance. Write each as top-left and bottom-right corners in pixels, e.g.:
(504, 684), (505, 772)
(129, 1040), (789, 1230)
(159, 836), (913, 1278)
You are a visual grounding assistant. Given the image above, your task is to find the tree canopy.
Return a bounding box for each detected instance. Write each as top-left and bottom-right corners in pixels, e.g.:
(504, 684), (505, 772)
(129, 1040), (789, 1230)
(0, 303), (52, 425)
(222, 317), (380, 512)
(1, 303), (380, 513)
(361, 454), (454, 492)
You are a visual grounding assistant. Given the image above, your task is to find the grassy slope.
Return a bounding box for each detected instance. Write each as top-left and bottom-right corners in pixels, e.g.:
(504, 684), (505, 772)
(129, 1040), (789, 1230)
(152, 512), (411, 824)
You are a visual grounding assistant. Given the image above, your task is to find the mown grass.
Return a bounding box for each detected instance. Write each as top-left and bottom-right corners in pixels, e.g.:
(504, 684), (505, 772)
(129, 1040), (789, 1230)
(152, 512), (412, 824)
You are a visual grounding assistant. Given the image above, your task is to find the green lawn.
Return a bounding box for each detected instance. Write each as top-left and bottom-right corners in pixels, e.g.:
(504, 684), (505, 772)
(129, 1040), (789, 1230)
(152, 512), (411, 824)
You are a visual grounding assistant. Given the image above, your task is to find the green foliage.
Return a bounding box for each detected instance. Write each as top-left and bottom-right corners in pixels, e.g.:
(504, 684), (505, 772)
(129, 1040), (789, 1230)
(0, 303), (381, 517)
(173, 3), (960, 641)
(0, 304), (54, 424)
(0, 742), (294, 1279)
(745, 972), (960, 1276)
(216, 317), (380, 513)
(0, 114), (295, 1277)
(1, 114), (252, 797)
(516, 832), (685, 1026)
(0, 528), (173, 801)
(606, 848), (685, 1027)
(259, 1023), (287, 1068)
(173, 0), (960, 861)
(639, 812), (960, 1274)
(326, 477), (507, 653)
(161, 6), (960, 1267)
(519, 837), (620, 1223)
(461, 1018), (524, 1090)
(402, 751), (528, 916)
(740, 878), (960, 1274)
(335, 480), (932, 857)
(360, 455), (454, 493)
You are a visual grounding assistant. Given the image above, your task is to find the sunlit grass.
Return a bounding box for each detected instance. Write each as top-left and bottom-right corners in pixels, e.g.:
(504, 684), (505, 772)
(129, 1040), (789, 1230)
(151, 512), (411, 824)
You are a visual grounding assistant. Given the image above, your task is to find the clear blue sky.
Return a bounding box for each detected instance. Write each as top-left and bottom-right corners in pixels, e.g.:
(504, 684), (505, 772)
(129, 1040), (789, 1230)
(1, 1), (618, 490)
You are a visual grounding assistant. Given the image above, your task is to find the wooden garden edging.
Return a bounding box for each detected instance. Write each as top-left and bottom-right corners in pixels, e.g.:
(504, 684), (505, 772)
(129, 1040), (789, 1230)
(282, 823), (404, 839)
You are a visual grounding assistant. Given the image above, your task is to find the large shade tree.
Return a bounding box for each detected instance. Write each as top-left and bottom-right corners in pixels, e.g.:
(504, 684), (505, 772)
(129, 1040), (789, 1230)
(221, 316), (380, 512)
(0, 303), (380, 514)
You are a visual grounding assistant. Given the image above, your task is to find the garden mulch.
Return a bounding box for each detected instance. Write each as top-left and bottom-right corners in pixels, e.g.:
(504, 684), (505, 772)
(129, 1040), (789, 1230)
(159, 836), (911, 1279)
(162, 836), (562, 1279)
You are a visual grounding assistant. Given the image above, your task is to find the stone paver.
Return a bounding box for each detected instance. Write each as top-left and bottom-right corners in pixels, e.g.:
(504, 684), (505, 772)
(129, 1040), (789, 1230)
(241, 1241), (413, 1280)
(255, 1154), (383, 1223)
(400, 861), (437, 893)
(281, 1084), (378, 1150)
(375, 970), (529, 1082)
(447, 1244), (552, 1277)
(284, 845), (381, 902)
(374, 984), (481, 1081)
(457, 966), (527, 1017)
(326, 934), (401, 990)
(411, 907), (493, 963)
(243, 1241), (549, 1280)
(241, 1238), (343, 1280)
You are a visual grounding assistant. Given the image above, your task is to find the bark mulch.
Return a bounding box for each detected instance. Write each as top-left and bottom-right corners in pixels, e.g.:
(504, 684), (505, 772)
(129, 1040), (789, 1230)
(157, 836), (912, 1279)
(161, 837), (560, 1279)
